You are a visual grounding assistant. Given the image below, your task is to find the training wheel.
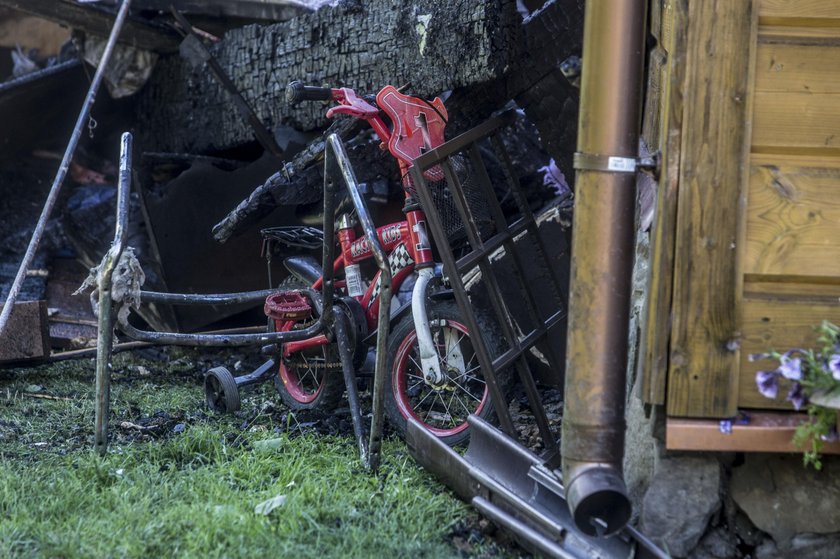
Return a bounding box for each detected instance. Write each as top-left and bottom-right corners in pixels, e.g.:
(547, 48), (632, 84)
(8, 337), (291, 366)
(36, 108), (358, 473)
(204, 366), (241, 414)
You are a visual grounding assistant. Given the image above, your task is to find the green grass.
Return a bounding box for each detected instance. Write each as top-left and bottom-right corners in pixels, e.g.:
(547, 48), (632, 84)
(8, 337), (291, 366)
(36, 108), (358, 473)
(0, 351), (513, 558)
(0, 427), (468, 558)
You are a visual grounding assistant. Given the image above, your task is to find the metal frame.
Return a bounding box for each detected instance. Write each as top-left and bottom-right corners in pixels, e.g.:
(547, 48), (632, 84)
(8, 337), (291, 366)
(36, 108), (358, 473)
(408, 110), (567, 453)
(93, 132), (391, 470)
(404, 114), (666, 557)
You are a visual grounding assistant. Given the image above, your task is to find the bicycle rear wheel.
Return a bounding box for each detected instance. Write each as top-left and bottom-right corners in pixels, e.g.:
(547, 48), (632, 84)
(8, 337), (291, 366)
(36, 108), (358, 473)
(270, 277), (344, 411)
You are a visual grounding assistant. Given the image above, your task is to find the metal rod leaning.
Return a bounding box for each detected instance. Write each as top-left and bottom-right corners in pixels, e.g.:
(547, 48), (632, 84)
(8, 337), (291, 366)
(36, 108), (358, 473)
(94, 131), (133, 455)
(325, 134), (392, 471)
(0, 0), (132, 339)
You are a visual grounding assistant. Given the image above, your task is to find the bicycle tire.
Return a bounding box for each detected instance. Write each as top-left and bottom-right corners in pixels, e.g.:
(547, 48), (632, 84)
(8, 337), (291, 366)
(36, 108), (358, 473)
(384, 300), (511, 447)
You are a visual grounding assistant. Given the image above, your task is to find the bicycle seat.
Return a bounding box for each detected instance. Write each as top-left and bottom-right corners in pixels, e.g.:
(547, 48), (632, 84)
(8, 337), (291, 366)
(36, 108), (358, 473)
(261, 226), (324, 249)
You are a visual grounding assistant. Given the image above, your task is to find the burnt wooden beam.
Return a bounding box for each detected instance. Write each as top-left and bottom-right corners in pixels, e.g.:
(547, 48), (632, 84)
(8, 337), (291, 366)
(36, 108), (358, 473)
(0, 0), (181, 52)
(135, 0), (583, 164)
(136, 0), (522, 151)
(134, 0), (311, 22)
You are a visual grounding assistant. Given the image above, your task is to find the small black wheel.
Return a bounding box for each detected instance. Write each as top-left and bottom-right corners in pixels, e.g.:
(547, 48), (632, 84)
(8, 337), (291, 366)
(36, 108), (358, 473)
(204, 366), (241, 414)
(384, 300), (511, 447)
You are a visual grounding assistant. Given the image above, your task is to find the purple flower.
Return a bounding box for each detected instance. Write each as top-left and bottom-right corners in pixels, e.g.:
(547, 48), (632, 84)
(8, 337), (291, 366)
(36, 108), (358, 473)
(828, 354), (840, 380)
(756, 370), (779, 399)
(821, 425), (839, 442)
(786, 382), (807, 411)
(719, 420), (733, 434)
(779, 354), (803, 380)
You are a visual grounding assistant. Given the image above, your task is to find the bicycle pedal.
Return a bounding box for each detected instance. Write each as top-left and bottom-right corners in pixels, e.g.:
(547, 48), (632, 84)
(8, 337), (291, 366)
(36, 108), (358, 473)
(264, 290), (312, 321)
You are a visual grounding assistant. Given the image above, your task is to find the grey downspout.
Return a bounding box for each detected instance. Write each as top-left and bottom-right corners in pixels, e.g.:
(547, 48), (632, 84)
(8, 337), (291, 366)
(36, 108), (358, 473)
(561, 0), (647, 537)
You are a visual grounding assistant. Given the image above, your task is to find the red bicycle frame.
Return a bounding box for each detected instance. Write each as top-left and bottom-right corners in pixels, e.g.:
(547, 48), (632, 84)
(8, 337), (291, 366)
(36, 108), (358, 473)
(278, 84), (449, 358)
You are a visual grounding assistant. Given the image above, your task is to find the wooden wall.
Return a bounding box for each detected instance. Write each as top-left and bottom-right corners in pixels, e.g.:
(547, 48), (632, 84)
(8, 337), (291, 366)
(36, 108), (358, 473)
(740, 0), (840, 409)
(641, 0), (840, 416)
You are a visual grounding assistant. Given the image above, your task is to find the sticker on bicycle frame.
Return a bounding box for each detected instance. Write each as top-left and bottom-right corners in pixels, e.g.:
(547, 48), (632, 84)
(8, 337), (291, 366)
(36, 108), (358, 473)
(350, 238), (370, 260)
(350, 225), (403, 260)
(367, 244), (414, 309)
(380, 224), (402, 245)
(345, 263), (365, 297)
(413, 220), (430, 252)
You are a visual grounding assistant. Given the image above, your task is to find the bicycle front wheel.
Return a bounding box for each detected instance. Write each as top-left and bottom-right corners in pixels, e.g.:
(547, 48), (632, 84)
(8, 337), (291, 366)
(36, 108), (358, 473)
(384, 300), (510, 447)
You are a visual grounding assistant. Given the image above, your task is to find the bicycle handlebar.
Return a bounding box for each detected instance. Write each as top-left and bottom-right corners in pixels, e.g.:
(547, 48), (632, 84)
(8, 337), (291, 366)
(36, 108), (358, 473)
(286, 81), (332, 104)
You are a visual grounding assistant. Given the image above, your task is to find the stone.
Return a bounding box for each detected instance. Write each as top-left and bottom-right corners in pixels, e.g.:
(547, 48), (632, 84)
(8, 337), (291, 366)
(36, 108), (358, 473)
(731, 454), (840, 545)
(733, 509), (764, 548)
(688, 526), (738, 559)
(641, 455), (721, 557)
(756, 533), (840, 559)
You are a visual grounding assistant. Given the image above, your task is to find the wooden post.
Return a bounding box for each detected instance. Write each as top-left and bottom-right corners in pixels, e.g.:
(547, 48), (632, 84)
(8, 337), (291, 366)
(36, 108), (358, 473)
(666, 0), (758, 417)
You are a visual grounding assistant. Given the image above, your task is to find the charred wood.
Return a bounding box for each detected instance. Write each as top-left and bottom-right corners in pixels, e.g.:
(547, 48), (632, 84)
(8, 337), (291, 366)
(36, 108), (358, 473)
(212, 117), (399, 242)
(135, 0), (583, 240)
(0, 0), (181, 53)
(134, 1), (311, 23)
(135, 0), (524, 153)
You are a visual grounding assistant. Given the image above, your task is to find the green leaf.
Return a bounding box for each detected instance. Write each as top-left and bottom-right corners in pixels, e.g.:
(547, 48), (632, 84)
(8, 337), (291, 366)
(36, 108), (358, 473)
(254, 494), (287, 516)
(809, 387), (840, 409)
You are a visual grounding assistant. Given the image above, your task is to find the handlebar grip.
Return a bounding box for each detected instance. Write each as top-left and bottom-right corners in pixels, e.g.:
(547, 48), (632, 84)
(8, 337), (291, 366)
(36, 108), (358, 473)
(286, 81), (332, 104)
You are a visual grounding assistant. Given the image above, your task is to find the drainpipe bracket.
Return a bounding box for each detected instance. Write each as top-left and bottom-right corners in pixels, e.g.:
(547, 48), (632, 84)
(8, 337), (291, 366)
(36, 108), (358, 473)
(574, 151), (660, 179)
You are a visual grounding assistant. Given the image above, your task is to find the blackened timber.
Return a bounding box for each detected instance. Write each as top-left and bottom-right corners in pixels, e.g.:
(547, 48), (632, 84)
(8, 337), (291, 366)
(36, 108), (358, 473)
(0, 0), (180, 53)
(138, 0), (520, 150)
(134, 0), (310, 22)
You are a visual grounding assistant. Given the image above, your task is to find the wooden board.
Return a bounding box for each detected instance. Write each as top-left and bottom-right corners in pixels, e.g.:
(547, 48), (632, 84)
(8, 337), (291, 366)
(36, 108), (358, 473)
(760, 0), (840, 24)
(755, 43), (840, 94)
(667, 412), (840, 453)
(666, 0), (757, 418)
(640, 0), (684, 405)
(752, 92), (840, 154)
(0, 301), (50, 363)
(739, 292), (840, 409)
(744, 155), (840, 276)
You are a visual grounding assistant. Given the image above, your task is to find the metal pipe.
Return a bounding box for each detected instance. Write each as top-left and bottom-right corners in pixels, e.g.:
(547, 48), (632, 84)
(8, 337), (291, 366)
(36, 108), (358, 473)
(325, 134), (392, 471)
(561, 0), (646, 537)
(0, 0), (132, 339)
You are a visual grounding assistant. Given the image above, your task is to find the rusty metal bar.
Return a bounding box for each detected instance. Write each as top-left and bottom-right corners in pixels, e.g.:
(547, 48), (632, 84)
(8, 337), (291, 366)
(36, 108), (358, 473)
(94, 131), (133, 455)
(117, 313), (326, 346)
(137, 289), (284, 306)
(561, 0), (646, 537)
(332, 307), (369, 463)
(0, 0), (132, 340)
(325, 133), (391, 471)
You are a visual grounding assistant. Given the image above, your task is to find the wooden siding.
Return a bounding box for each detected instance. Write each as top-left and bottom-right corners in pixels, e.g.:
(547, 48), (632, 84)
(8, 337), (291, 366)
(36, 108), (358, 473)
(737, 1), (840, 410)
(639, 0), (683, 405)
(643, 0), (840, 417)
(664, 0), (757, 417)
(744, 155), (840, 277)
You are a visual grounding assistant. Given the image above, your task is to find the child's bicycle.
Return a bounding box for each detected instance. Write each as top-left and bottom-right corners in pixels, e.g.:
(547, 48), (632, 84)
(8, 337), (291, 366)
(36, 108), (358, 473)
(93, 83), (512, 465)
(224, 81), (510, 447)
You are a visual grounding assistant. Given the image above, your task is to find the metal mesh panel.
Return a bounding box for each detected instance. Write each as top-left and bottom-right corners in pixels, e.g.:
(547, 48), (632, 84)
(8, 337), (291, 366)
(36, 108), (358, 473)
(404, 156), (491, 245)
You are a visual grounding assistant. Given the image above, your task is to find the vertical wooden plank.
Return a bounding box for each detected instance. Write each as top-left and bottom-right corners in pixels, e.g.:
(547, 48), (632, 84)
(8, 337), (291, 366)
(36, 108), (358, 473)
(666, 0), (757, 417)
(640, 0), (685, 405)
